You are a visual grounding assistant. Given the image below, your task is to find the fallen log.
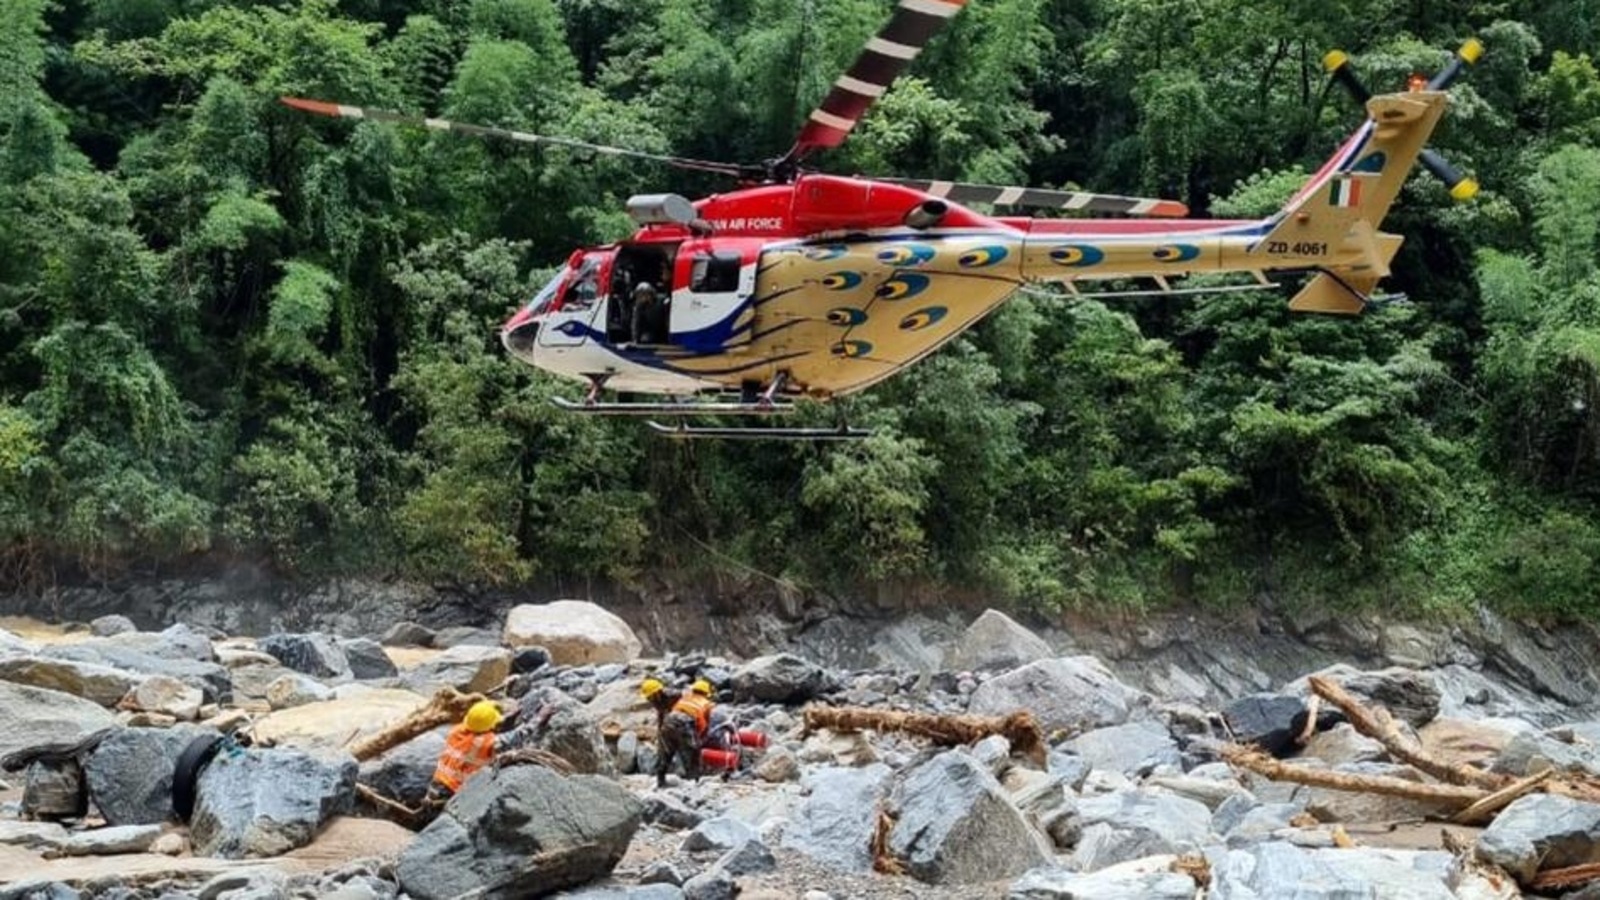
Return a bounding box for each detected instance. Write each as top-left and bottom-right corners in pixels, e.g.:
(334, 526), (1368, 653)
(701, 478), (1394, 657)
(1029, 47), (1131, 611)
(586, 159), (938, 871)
(1451, 769), (1554, 826)
(1530, 861), (1600, 891)
(803, 706), (1047, 766)
(355, 783), (425, 828)
(348, 688), (493, 762)
(1307, 676), (1505, 790)
(1219, 744), (1486, 807)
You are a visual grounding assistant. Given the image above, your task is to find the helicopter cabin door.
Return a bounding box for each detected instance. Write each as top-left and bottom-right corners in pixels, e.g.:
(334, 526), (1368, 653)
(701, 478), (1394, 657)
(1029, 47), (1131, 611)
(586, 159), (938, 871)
(670, 241), (756, 353)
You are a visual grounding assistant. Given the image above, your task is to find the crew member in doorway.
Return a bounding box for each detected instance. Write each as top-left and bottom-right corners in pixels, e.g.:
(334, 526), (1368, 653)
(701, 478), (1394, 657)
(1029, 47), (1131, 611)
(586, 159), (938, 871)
(631, 280), (662, 344)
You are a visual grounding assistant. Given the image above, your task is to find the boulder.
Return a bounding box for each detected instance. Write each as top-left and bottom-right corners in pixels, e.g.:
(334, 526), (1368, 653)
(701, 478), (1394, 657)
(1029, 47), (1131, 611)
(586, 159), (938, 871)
(230, 662), (297, 701)
(885, 750), (1051, 884)
(0, 626), (37, 658)
(1492, 730), (1600, 779)
(1285, 665), (1441, 728)
(339, 639), (398, 680)
(1210, 842), (1456, 899)
(1297, 723), (1386, 766)
(88, 616), (137, 638)
(514, 689), (612, 774)
(106, 623), (217, 662)
(947, 609), (1054, 672)
(1065, 721), (1180, 777)
(256, 633), (351, 680)
(968, 657), (1145, 733)
(0, 820), (69, 850)
(381, 621), (435, 648)
(1070, 790), (1212, 868)
(252, 687), (427, 750)
(731, 654), (829, 704)
(395, 764), (643, 900)
(780, 764), (891, 873)
(1221, 693), (1338, 758)
(85, 724), (208, 825)
(401, 645), (512, 695)
(265, 673), (335, 710)
(1477, 794), (1600, 881)
(54, 824), (162, 856)
(1304, 762), (1465, 824)
(23, 760), (88, 820)
(0, 656), (141, 707)
(123, 674), (204, 721)
(190, 746), (358, 858)
(39, 644), (230, 704)
(1009, 857), (1198, 899)
(0, 681), (118, 763)
(1415, 718), (1522, 770)
(358, 727), (447, 807)
(683, 816), (757, 853)
(503, 601), (642, 665)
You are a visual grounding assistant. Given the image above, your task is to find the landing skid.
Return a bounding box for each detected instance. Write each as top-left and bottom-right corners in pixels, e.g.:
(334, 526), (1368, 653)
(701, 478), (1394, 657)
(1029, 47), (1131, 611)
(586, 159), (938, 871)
(646, 421), (873, 441)
(551, 396), (795, 417)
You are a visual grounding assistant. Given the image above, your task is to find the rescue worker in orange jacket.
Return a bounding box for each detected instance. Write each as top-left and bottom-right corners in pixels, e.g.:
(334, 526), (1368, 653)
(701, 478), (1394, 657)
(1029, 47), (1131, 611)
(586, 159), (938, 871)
(641, 677), (714, 788)
(427, 700), (503, 801)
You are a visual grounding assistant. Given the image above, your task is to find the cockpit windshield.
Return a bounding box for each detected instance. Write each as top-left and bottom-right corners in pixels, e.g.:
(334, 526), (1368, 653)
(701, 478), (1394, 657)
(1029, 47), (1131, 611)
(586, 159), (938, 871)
(524, 275), (562, 318)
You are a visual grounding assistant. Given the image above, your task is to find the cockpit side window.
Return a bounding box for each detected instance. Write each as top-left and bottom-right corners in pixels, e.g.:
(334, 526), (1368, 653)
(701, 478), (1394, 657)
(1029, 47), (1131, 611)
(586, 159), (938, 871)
(561, 258), (601, 310)
(689, 251), (741, 293)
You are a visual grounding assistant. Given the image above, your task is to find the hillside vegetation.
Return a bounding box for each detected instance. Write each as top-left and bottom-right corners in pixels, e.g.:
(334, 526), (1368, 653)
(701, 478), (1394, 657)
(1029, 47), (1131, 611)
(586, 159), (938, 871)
(3, 0), (1600, 617)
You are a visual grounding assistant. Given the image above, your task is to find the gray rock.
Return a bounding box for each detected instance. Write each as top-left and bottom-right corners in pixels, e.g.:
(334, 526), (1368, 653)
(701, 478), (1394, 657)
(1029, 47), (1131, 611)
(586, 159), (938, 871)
(124, 675), (204, 721)
(615, 730), (639, 774)
(256, 632), (351, 680)
(39, 643), (230, 704)
(713, 836), (776, 876)
(503, 601), (642, 665)
(780, 764), (891, 873)
(680, 869), (735, 900)
(553, 888), (684, 900)
(1285, 665), (1440, 728)
(642, 791), (703, 830)
(1477, 793), (1600, 881)
(431, 626), (501, 648)
(948, 609), (1054, 672)
(0, 820), (69, 850)
(195, 868), (286, 900)
(1223, 802), (1303, 847)
(639, 861), (685, 885)
(968, 657), (1145, 733)
(339, 639), (398, 680)
(401, 644), (512, 695)
(264, 672), (334, 710)
(1304, 762), (1460, 823)
(54, 824), (162, 856)
(0, 656), (141, 707)
(1066, 720), (1180, 777)
(1073, 790), (1212, 862)
(730, 654), (828, 704)
(1009, 861), (1197, 899)
(381, 622), (434, 648)
(89, 616), (137, 638)
(1046, 751), (1090, 791)
(1210, 842), (1456, 899)
(683, 816), (757, 853)
(510, 688), (612, 774)
(358, 727), (447, 807)
(754, 745), (799, 782)
(23, 760), (87, 820)
(0, 627), (36, 658)
(1145, 774), (1251, 811)
(1492, 730), (1600, 778)
(0, 681), (118, 763)
(0, 881), (82, 900)
(1297, 723), (1386, 766)
(190, 747), (357, 858)
(85, 724), (207, 825)
(1222, 693), (1335, 758)
(106, 624), (217, 662)
(886, 750), (1051, 884)
(395, 764), (643, 900)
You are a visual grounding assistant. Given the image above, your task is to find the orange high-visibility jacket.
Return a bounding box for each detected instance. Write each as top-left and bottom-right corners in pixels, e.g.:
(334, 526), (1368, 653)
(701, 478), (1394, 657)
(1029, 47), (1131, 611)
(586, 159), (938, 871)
(433, 725), (496, 792)
(670, 693), (713, 736)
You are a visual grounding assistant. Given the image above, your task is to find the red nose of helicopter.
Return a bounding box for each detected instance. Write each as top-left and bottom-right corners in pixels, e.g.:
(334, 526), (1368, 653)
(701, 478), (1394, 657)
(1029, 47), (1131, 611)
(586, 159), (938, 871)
(500, 305), (540, 364)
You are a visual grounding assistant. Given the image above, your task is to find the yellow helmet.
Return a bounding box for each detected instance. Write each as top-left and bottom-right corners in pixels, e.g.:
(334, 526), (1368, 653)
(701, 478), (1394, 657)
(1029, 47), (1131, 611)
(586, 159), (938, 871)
(464, 700), (502, 733)
(640, 677), (666, 700)
(691, 679), (714, 697)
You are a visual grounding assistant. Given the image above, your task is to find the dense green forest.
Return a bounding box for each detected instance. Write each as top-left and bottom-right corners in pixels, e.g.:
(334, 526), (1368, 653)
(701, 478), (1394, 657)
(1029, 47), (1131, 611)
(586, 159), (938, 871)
(3, 0), (1600, 617)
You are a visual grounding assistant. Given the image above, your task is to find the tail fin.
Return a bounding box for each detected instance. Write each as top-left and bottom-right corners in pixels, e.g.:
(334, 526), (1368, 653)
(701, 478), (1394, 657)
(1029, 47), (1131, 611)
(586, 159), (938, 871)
(1251, 91), (1454, 314)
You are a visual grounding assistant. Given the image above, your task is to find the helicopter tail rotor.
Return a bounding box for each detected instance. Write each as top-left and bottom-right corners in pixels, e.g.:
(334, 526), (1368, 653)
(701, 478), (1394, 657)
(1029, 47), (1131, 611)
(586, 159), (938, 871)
(1321, 40), (1482, 201)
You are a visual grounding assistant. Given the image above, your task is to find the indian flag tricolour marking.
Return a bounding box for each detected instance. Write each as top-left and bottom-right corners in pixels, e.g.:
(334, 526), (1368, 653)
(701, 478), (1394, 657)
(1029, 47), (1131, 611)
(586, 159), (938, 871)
(1330, 177), (1362, 208)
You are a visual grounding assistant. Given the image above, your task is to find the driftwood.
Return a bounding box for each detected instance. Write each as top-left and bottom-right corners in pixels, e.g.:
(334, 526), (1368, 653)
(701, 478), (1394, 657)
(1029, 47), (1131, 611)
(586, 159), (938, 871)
(1450, 769), (1554, 826)
(1530, 861), (1600, 890)
(1219, 744), (1486, 807)
(871, 807), (905, 875)
(355, 783), (427, 829)
(495, 747), (577, 775)
(1307, 676), (1503, 790)
(348, 688), (491, 762)
(803, 706), (1047, 766)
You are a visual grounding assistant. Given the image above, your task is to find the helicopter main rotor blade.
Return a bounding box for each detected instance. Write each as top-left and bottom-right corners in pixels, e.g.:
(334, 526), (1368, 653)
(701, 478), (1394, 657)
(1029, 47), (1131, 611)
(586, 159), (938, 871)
(871, 177), (1189, 217)
(279, 97), (747, 177)
(782, 0), (969, 165)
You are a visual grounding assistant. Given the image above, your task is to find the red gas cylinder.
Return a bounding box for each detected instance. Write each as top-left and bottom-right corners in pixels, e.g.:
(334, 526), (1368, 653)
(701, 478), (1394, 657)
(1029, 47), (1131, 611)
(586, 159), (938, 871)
(700, 747), (740, 771)
(735, 730), (769, 749)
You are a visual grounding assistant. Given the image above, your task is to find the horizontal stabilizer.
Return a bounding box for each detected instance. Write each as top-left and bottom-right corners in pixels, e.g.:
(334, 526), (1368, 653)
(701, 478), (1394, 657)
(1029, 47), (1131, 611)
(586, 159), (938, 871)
(1288, 274), (1369, 315)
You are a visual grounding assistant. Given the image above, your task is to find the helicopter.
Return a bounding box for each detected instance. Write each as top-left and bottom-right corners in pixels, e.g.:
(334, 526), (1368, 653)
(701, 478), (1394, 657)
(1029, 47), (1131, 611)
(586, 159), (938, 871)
(283, 1), (1483, 440)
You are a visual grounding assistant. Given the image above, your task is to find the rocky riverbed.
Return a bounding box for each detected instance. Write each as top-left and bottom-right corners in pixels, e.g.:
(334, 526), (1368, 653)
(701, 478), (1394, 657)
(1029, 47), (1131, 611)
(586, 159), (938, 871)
(3, 598), (1600, 899)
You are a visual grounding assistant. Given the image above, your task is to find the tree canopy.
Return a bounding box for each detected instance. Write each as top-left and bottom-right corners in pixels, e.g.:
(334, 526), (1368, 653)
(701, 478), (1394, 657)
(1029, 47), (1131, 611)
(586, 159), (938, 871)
(4, 0), (1600, 619)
